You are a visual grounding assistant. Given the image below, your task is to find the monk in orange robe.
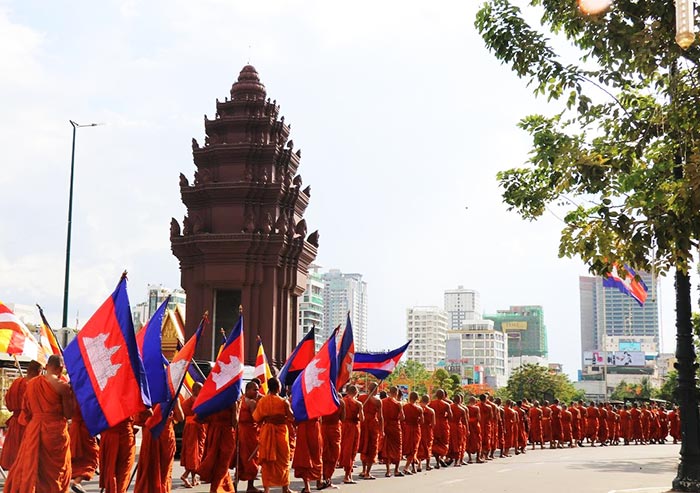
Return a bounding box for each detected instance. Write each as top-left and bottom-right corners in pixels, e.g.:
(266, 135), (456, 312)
(465, 397), (482, 463)
(585, 401), (599, 446)
(100, 417), (136, 493)
(669, 405), (681, 444)
(528, 401), (544, 449)
(321, 395), (344, 488)
(5, 354), (72, 493)
(417, 395), (435, 471)
(340, 385), (364, 483)
(515, 402), (528, 454)
(429, 389), (452, 468)
(198, 402), (236, 493)
(447, 395), (465, 467)
(641, 404), (652, 443)
(569, 401), (581, 446)
(0, 360), (42, 471)
(598, 402), (609, 445)
(358, 382), (383, 480)
(401, 391), (423, 474)
(293, 417), (323, 492)
(541, 401), (552, 446)
(476, 394), (492, 461)
(253, 377), (294, 493)
(237, 381), (262, 493)
(134, 399), (183, 493)
(381, 386), (404, 477)
(489, 396), (501, 458)
(549, 400), (562, 449)
(607, 404), (619, 445)
(619, 404), (631, 445)
(70, 397), (100, 493)
(180, 382), (206, 488)
(658, 406), (668, 443)
(560, 404), (573, 447)
(503, 401), (517, 457)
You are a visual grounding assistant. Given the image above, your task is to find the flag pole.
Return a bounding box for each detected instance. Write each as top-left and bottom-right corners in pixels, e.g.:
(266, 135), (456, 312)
(234, 304), (243, 493)
(12, 355), (23, 377)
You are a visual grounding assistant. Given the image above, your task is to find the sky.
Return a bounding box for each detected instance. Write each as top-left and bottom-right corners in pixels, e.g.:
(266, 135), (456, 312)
(0, 0), (690, 379)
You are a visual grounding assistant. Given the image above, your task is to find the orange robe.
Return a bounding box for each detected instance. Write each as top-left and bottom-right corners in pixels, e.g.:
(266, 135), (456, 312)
(5, 377), (71, 493)
(598, 408), (609, 442)
(490, 402), (501, 451)
(417, 405), (435, 461)
(607, 408), (618, 441)
(641, 408), (651, 440)
(0, 376), (27, 470)
(619, 409), (631, 441)
(359, 395), (381, 464)
(134, 415), (176, 493)
(477, 401), (492, 452)
(293, 418), (322, 481)
(99, 418), (135, 493)
(321, 407), (342, 480)
(585, 406), (599, 441)
(570, 406), (581, 441)
(340, 397), (362, 473)
(254, 394), (291, 488)
(670, 410), (681, 441)
(550, 404), (562, 441)
(236, 399), (260, 481)
(561, 410), (573, 442)
(198, 408), (235, 493)
(504, 407), (517, 451)
(541, 406), (552, 443)
(180, 396), (206, 472)
(429, 399), (450, 457)
(402, 403), (422, 463)
(381, 398), (403, 464)
(516, 407), (528, 449)
(528, 407), (543, 443)
(448, 402), (464, 460)
(466, 404), (481, 455)
(70, 402), (99, 481)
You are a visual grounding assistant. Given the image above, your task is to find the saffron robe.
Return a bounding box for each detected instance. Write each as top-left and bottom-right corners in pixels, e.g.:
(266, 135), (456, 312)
(339, 397), (362, 473)
(236, 399), (260, 481)
(254, 394), (291, 488)
(466, 404), (481, 455)
(541, 406), (552, 443)
(448, 402), (465, 460)
(99, 418), (135, 493)
(180, 396), (206, 472)
(504, 407), (518, 451)
(528, 406), (543, 443)
(70, 402), (99, 481)
(402, 403), (422, 463)
(560, 410), (573, 442)
(570, 406), (581, 441)
(598, 408), (609, 442)
(585, 406), (599, 441)
(476, 401), (492, 452)
(198, 408), (235, 493)
(359, 395), (381, 464)
(0, 376), (27, 470)
(321, 407), (342, 480)
(429, 399), (451, 457)
(5, 377), (71, 493)
(134, 415), (176, 493)
(293, 418), (323, 481)
(549, 404), (562, 441)
(381, 398), (403, 464)
(417, 404), (435, 461)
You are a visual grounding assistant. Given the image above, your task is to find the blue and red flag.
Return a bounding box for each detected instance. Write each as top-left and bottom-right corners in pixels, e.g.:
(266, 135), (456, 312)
(137, 296), (170, 405)
(603, 264), (649, 306)
(278, 326), (316, 392)
(193, 314), (244, 420)
(64, 274), (151, 436)
(353, 341), (412, 380)
(336, 316), (354, 390)
(147, 318), (204, 437)
(291, 328), (340, 421)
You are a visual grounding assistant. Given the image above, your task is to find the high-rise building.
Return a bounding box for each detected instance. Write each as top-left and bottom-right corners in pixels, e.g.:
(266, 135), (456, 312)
(299, 265), (324, 351)
(321, 269), (368, 351)
(406, 306), (448, 371)
(444, 286), (481, 330)
(446, 319), (508, 388)
(132, 285), (186, 330)
(485, 305), (548, 372)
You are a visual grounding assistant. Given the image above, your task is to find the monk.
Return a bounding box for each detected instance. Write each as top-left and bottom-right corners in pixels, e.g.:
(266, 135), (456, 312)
(657, 406), (668, 443)
(607, 404), (619, 445)
(447, 394), (467, 467)
(253, 377), (294, 493)
(320, 394), (344, 489)
(238, 381), (262, 493)
(181, 382), (207, 488)
(198, 401), (237, 492)
(358, 382), (383, 480)
(381, 386), (405, 477)
(503, 401), (517, 457)
(560, 404), (574, 447)
(515, 402), (528, 454)
(417, 395), (435, 471)
(100, 417), (136, 493)
(541, 400), (552, 447)
(549, 399), (562, 449)
(0, 360), (42, 471)
(293, 416), (323, 493)
(401, 391), (422, 474)
(429, 389), (452, 468)
(641, 404), (652, 444)
(585, 401), (599, 446)
(465, 396), (482, 463)
(69, 397), (100, 493)
(476, 394), (492, 461)
(492, 397), (504, 458)
(669, 405), (681, 444)
(528, 401), (544, 450)
(134, 398), (184, 493)
(5, 354), (72, 493)
(340, 385), (364, 484)
(569, 401), (581, 447)
(597, 402), (609, 445)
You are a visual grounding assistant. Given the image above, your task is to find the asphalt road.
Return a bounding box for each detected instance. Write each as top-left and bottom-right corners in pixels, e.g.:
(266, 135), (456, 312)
(15, 442), (682, 493)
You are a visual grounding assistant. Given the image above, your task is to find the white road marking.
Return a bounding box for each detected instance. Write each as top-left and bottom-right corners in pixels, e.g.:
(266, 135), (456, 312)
(440, 479), (466, 485)
(607, 488), (670, 493)
(497, 468), (512, 473)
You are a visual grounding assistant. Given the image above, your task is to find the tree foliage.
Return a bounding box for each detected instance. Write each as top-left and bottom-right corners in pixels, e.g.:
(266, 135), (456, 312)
(505, 363), (584, 402)
(431, 368), (463, 395)
(655, 370), (679, 403)
(385, 360), (432, 395)
(610, 377), (654, 400)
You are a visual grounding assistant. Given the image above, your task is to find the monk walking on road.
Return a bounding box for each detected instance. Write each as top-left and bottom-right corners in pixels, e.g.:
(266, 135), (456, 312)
(340, 385), (364, 484)
(69, 398), (100, 493)
(320, 394), (344, 489)
(181, 382), (207, 488)
(382, 386), (405, 477)
(359, 383), (383, 480)
(429, 389), (452, 468)
(528, 401), (544, 450)
(5, 355), (72, 493)
(401, 391), (423, 475)
(238, 381), (262, 493)
(417, 395), (435, 471)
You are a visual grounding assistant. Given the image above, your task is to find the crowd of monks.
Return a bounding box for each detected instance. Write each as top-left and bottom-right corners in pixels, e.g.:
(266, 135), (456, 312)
(0, 362), (684, 493)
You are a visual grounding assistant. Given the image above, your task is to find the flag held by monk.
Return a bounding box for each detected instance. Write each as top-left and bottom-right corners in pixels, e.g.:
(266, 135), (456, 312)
(254, 335), (273, 394)
(0, 301), (40, 361)
(291, 328), (340, 421)
(279, 326), (316, 392)
(336, 315), (354, 389)
(37, 304), (62, 357)
(353, 340), (411, 380)
(137, 296), (170, 404)
(193, 314), (244, 420)
(602, 264), (648, 306)
(64, 275), (151, 436)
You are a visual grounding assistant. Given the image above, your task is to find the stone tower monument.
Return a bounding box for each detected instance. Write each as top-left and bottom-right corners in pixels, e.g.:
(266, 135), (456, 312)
(171, 65), (319, 366)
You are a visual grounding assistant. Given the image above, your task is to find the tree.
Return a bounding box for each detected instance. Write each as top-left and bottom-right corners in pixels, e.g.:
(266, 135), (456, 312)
(505, 364), (583, 403)
(656, 370), (679, 403)
(476, 1), (700, 489)
(385, 360), (431, 395)
(611, 378), (653, 401)
(431, 368), (461, 395)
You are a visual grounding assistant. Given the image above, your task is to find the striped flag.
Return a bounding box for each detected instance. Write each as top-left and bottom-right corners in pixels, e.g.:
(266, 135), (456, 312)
(0, 301), (40, 361)
(253, 336), (272, 394)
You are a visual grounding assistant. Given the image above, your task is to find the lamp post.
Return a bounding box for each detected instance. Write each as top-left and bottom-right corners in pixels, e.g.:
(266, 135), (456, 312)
(61, 120), (100, 344)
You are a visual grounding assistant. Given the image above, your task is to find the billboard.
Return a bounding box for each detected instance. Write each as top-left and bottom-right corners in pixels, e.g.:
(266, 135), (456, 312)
(502, 321), (528, 331)
(619, 341), (642, 352)
(583, 351), (605, 366)
(583, 350), (645, 367)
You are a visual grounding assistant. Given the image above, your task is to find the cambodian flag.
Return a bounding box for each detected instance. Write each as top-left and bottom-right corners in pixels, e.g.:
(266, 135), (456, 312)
(193, 315), (244, 420)
(336, 316), (354, 390)
(291, 328), (340, 421)
(278, 326), (316, 393)
(353, 341), (411, 380)
(64, 274), (151, 436)
(136, 296), (170, 405)
(147, 318), (204, 437)
(603, 264), (649, 306)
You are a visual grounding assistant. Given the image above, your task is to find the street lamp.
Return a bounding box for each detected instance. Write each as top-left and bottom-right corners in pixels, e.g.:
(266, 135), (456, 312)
(61, 120), (101, 342)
